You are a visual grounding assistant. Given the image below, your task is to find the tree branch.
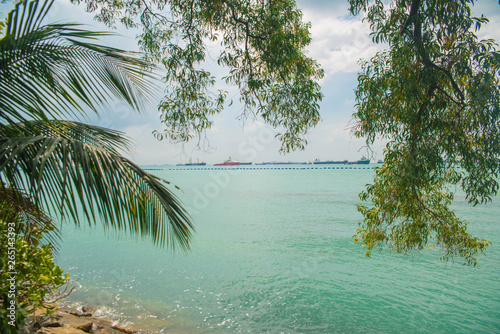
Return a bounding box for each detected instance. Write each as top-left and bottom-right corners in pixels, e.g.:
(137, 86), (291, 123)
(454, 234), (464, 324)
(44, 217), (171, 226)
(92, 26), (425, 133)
(404, 0), (465, 102)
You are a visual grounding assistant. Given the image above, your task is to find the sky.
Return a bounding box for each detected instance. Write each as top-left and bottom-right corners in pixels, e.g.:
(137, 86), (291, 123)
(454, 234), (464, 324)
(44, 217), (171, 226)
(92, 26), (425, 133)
(2, 0), (499, 165)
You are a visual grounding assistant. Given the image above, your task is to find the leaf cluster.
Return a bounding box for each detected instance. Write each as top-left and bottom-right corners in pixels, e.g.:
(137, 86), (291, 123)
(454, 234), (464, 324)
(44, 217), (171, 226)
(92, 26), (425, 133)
(0, 0), (156, 126)
(1, 0), (194, 250)
(355, 152), (490, 266)
(349, 0), (500, 264)
(73, 0), (325, 152)
(0, 191), (67, 332)
(1, 0), (197, 328)
(1, 121), (194, 250)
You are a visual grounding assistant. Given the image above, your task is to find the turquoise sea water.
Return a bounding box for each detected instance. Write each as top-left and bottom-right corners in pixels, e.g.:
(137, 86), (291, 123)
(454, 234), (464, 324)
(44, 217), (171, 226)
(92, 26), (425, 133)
(55, 166), (500, 333)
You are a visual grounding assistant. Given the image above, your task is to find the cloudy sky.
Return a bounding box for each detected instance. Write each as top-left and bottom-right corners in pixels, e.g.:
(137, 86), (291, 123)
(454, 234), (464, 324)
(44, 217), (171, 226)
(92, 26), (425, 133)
(2, 0), (499, 165)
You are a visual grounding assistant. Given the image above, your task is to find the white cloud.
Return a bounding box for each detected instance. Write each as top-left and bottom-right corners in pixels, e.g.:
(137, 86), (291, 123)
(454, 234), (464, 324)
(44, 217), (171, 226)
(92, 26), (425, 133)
(303, 9), (383, 76)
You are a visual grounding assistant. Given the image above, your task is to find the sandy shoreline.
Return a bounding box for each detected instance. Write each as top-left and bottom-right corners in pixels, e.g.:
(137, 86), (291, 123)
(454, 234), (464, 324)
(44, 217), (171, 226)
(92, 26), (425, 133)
(22, 304), (148, 334)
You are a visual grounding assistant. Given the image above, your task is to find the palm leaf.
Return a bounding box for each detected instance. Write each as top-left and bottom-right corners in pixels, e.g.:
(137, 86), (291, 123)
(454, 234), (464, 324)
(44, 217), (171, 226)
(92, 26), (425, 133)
(0, 185), (62, 251)
(0, 0), (193, 250)
(0, 0), (156, 126)
(0, 121), (194, 250)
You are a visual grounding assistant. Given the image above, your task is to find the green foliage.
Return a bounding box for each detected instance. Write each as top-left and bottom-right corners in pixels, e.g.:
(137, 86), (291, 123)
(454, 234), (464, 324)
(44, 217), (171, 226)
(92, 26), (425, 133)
(0, 0), (155, 125)
(0, 1), (195, 328)
(0, 0), (194, 250)
(349, 0), (500, 264)
(0, 0), (197, 327)
(0, 189), (67, 332)
(73, 0), (324, 152)
(0, 121), (194, 250)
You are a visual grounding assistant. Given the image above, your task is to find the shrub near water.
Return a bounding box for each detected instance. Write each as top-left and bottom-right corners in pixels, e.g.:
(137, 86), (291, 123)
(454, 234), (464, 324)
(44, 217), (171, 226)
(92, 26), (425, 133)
(0, 209), (67, 333)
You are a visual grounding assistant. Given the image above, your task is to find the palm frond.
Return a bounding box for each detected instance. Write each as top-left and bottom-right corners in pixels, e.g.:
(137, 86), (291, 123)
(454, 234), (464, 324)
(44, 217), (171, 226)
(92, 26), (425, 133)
(0, 121), (194, 250)
(0, 185), (62, 252)
(0, 0), (156, 125)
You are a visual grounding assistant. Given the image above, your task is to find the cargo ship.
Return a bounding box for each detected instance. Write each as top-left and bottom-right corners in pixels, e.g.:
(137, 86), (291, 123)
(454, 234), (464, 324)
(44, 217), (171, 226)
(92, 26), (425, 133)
(256, 161), (305, 165)
(177, 158), (206, 166)
(214, 157), (252, 166)
(313, 159), (348, 165)
(356, 157), (370, 164)
(348, 157), (370, 165)
(274, 161), (306, 165)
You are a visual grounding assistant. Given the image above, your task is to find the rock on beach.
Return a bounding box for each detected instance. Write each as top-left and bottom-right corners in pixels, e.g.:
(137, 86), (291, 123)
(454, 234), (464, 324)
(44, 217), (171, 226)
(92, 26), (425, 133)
(21, 305), (139, 334)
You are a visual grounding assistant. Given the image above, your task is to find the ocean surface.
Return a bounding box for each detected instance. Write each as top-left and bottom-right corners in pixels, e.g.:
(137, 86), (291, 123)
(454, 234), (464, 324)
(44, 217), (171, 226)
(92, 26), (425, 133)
(55, 165), (500, 333)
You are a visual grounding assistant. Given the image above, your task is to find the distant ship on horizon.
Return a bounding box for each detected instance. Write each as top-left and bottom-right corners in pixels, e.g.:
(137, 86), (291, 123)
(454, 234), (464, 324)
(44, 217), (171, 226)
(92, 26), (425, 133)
(256, 161), (306, 165)
(348, 157), (370, 165)
(214, 157), (252, 166)
(177, 158), (206, 166)
(356, 156), (370, 164)
(313, 159), (348, 165)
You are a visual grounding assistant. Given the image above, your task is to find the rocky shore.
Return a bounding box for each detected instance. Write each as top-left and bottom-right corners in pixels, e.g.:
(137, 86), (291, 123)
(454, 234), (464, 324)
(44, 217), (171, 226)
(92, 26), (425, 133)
(22, 305), (143, 334)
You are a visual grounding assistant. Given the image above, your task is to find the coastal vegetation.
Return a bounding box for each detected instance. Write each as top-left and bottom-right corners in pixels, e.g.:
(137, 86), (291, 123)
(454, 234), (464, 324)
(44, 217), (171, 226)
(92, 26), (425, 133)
(0, 0), (193, 330)
(348, 0), (500, 265)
